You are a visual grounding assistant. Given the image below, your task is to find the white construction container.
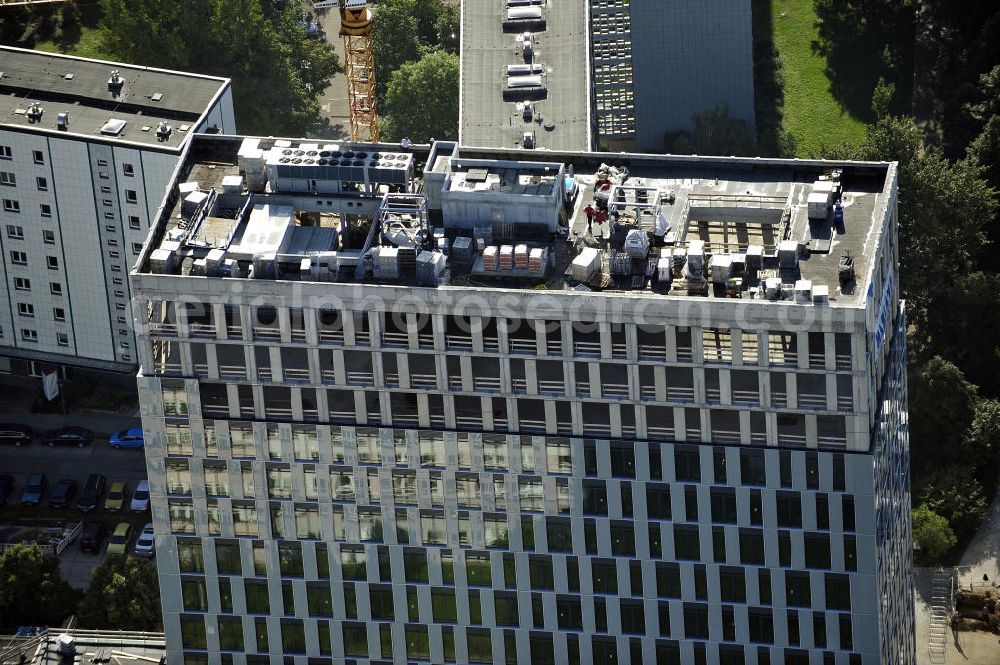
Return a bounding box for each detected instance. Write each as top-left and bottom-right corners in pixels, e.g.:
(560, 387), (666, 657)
(808, 190), (832, 219)
(624, 229), (649, 259)
(572, 247), (601, 282)
(710, 254), (733, 284)
(657, 256), (672, 282)
(778, 240), (799, 269)
(794, 279), (813, 303)
(764, 277), (782, 300)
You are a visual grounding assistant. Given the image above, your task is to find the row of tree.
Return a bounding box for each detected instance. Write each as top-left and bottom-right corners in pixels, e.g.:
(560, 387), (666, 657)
(825, 0), (1000, 562)
(0, 545), (160, 631)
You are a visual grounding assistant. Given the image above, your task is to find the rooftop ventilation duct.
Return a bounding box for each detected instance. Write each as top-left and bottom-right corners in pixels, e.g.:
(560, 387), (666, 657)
(56, 112), (69, 131)
(26, 102), (43, 123)
(156, 121), (172, 141)
(108, 69), (124, 94)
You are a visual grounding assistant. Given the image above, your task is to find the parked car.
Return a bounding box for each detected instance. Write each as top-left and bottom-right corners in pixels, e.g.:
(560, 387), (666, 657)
(48, 479), (78, 509)
(130, 480), (150, 512)
(105, 481), (128, 511)
(77, 473), (106, 512)
(0, 474), (13, 505)
(79, 521), (108, 553)
(43, 426), (93, 448)
(0, 424), (33, 446)
(109, 428), (144, 449)
(133, 523), (155, 557)
(20, 474), (47, 506)
(106, 522), (132, 555)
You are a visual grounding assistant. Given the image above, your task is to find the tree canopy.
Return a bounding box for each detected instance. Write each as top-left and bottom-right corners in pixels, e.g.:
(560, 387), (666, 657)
(77, 555), (161, 631)
(372, 0), (459, 103)
(98, 0), (341, 135)
(380, 49), (459, 143)
(0, 545), (79, 629)
(911, 504), (956, 562)
(916, 463), (989, 541)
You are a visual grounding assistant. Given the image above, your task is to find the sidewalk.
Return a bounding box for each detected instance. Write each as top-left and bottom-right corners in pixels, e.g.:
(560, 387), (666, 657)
(957, 487), (1000, 585)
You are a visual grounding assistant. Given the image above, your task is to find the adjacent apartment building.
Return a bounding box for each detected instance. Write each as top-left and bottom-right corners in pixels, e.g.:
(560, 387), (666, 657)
(460, 0), (756, 152)
(0, 46), (234, 375)
(132, 135), (912, 665)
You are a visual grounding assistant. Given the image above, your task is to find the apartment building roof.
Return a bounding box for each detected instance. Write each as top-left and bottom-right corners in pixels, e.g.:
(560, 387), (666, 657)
(136, 134), (895, 309)
(0, 629), (165, 665)
(0, 46), (230, 149)
(459, 0), (590, 151)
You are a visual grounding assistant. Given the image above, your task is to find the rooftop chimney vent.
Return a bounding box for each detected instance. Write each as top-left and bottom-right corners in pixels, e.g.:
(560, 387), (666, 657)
(108, 69), (124, 94)
(26, 102), (43, 123)
(156, 121), (172, 141)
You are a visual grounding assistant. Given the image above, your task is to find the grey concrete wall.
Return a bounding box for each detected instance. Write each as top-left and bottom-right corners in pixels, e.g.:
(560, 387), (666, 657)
(630, 0), (756, 152)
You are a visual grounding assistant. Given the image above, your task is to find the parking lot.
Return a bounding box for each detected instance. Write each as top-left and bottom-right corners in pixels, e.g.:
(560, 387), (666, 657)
(0, 413), (149, 588)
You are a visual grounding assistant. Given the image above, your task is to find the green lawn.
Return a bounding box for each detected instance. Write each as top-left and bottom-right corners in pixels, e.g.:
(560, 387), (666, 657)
(765, 0), (868, 156)
(34, 25), (114, 62)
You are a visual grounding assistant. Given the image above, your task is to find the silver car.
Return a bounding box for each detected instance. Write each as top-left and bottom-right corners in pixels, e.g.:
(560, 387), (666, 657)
(133, 523), (155, 557)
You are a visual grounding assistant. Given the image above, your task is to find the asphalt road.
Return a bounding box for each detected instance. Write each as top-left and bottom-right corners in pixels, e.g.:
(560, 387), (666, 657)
(0, 416), (149, 589)
(308, 5), (351, 139)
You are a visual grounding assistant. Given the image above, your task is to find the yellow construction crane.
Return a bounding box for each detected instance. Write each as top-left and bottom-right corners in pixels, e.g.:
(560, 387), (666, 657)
(314, 0), (379, 142)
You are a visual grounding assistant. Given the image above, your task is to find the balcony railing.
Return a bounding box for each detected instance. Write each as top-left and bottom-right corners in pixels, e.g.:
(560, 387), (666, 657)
(318, 330), (345, 345)
(189, 324), (216, 338)
(546, 340), (563, 356)
(411, 374), (437, 389)
(284, 367), (311, 384)
(476, 377), (502, 392)
(712, 429), (741, 444)
(219, 365), (247, 380)
(798, 394), (827, 409)
(148, 322), (178, 336)
(638, 344), (667, 361)
(382, 332), (408, 348)
(647, 426), (675, 441)
(509, 338), (536, 355)
(665, 386), (695, 402)
(346, 371), (374, 386)
(254, 327), (281, 341)
(573, 341), (601, 357)
(537, 380), (563, 396)
(603, 383), (630, 399)
(520, 419), (546, 433)
(446, 335), (473, 351)
(732, 389), (759, 405)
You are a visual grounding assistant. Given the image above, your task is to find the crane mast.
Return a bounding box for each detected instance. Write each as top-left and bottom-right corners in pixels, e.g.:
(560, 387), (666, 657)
(314, 0), (379, 142)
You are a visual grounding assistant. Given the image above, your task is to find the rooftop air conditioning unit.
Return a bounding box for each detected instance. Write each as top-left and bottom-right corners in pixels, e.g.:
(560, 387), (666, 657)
(56, 112), (69, 130)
